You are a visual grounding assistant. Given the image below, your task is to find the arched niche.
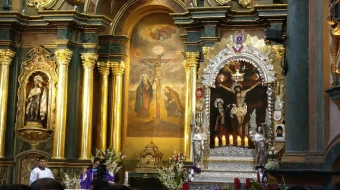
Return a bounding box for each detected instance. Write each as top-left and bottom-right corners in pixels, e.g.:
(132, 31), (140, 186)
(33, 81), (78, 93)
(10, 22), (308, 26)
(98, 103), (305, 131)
(196, 34), (285, 162)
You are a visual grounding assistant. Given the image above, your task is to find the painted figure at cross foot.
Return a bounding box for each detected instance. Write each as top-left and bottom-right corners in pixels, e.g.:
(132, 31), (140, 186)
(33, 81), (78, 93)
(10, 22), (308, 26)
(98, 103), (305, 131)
(164, 86), (184, 117)
(135, 75), (153, 118)
(80, 158), (115, 189)
(214, 98), (232, 139)
(219, 81), (260, 136)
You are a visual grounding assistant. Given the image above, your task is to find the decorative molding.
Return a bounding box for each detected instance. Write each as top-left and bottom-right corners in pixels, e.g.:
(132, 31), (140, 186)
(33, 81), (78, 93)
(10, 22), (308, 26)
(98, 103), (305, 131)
(26, 0), (58, 10)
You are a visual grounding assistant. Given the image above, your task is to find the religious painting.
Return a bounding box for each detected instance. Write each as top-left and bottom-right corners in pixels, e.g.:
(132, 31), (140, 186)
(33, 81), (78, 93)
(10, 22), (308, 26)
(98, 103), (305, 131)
(275, 124), (285, 142)
(127, 13), (185, 137)
(25, 72), (49, 128)
(210, 60), (267, 147)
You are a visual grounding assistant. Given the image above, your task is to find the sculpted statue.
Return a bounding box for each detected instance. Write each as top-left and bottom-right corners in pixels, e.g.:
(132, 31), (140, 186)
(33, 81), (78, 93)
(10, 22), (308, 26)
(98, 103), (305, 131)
(254, 126), (267, 167)
(249, 110), (268, 167)
(192, 126), (204, 167)
(26, 75), (47, 123)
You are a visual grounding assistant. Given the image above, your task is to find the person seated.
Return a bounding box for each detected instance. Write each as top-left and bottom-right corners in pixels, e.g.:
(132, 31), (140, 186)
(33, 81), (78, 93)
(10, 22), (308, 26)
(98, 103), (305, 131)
(90, 178), (109, 190)
(0, 184), (31, 190)
(30, 178), (64, 190)
(104, 184), (135, 190)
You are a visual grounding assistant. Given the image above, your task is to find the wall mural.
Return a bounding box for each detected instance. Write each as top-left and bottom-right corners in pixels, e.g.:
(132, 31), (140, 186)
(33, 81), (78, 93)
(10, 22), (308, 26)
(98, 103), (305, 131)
(127, 13), (185, 138)
(210, 61), (267, 147)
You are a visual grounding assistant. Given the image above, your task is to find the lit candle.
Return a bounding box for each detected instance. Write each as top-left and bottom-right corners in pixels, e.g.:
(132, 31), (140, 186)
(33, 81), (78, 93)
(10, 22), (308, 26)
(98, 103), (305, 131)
(222, 135), (226, 146)
(244, 136), (249, 147)
(229, 135), (233, 145)
(215, 137), (219, 147)
(237, 136), (242, 146)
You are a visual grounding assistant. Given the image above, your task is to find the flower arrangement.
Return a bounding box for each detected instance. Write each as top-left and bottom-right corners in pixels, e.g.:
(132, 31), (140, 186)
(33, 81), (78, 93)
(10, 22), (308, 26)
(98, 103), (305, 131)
(91, 148), (126, 174)
(157, 151), (186, 189)
(62, 172), (81, 189)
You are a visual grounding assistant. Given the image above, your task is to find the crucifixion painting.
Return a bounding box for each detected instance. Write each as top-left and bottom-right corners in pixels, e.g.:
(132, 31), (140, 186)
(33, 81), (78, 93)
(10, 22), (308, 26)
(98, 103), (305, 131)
(139, 46), (174, 121)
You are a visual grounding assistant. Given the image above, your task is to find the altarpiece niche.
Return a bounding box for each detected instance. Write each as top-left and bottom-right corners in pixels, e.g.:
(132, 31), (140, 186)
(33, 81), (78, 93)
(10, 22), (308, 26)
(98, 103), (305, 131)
(193, 33), (285, 178)
(15, 46), (57, 147)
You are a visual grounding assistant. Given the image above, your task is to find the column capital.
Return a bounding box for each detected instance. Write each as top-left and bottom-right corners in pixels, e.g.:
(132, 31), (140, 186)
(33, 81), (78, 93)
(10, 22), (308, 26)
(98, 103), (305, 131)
(185, 52), (200, 67)
(55, 49), (73, 66)
(97, 62), (111, 75)
(183, 60), (190, 73)
(202, 47), (211, 56)
(111, 62), (125, 75)
(81, 53), (98, 68)
(0, 49), (15, 65)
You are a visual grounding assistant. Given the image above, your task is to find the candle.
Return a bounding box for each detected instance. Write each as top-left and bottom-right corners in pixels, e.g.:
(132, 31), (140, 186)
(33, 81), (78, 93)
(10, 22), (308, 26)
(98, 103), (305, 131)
(229, 135), (233, 145)
(215, 137), (219, 147)
(124, 171), (129, 185)
(237, 136), (241, 146)
(222, 135), (226, 146)
(244, 137), (249, 147)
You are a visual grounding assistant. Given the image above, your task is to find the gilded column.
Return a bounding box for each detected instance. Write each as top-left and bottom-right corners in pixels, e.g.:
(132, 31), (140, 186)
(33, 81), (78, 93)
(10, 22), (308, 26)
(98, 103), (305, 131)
(79, 53), (98, 160)
(53, 49), (73, 159)
(97, 62), (110, 150)
(110, 62), (125, 153)
(0, 49), (15, 158)
(183, 60), (191, 161)
(185, 52), (200, 160)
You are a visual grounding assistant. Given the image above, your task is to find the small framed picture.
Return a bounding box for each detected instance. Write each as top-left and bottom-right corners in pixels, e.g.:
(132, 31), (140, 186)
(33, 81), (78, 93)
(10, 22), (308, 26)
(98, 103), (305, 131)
(275, 124), (285, 142)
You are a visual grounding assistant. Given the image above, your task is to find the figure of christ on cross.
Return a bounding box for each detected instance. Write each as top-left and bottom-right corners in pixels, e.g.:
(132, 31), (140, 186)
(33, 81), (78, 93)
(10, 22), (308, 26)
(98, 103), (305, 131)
(140, 55), (174, 121)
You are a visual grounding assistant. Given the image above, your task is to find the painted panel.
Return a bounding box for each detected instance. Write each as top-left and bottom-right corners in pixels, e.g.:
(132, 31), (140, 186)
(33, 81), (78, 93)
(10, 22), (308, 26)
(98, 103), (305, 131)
(127, 14), (185, 138)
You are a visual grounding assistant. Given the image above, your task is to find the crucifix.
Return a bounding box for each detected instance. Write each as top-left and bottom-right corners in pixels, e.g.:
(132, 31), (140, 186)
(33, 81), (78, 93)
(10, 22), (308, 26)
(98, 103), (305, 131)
(140, 45), (174, 121)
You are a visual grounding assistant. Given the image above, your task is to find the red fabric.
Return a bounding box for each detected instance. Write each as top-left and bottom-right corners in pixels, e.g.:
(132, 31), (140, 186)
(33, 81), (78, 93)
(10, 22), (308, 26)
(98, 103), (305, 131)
(182, 182), (189, 190)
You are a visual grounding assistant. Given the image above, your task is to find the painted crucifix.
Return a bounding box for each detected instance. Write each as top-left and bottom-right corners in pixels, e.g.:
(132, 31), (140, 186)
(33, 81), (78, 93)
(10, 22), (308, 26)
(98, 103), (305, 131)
(140, 45), (174, 121)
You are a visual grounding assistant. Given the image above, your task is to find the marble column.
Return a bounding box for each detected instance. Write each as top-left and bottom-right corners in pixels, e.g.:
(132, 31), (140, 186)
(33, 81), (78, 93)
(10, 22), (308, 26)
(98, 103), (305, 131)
(53, 49), (73, 159)
(79, 53), (98, 160)
(0, 49), (15, 158)
(185, 52), (200, 160)
(97, 62), (110, 150)
(110, 62), (125, 153)
(183, 60), (191, 161)
(285, 0), (310, 152)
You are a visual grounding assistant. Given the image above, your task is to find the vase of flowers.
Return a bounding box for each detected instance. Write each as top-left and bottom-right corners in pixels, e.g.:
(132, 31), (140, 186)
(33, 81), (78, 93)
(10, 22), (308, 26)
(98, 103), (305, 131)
(91, 148), (126, 179)
(157, 151), (186, 189)
(62, 172), (81, 189)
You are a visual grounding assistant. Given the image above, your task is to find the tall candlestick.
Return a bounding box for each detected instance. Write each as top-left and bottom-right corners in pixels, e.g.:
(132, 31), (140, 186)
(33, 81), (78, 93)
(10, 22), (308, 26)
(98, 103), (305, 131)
(215, 137), (219, 147)
(237, 136), (242, 146)
(222, 135), (226, 146)
(244, 136), (249, 147)
(229, 135), (233, 145)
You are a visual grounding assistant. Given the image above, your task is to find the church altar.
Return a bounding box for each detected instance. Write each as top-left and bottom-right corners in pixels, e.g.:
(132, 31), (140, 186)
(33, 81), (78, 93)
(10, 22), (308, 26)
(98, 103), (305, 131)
(195, 146), (256, 183)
